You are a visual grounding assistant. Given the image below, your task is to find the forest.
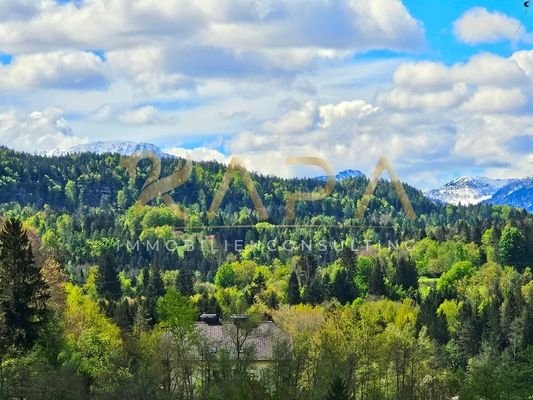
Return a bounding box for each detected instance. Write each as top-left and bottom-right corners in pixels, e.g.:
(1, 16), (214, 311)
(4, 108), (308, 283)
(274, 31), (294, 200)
(0, 146), (532, 399)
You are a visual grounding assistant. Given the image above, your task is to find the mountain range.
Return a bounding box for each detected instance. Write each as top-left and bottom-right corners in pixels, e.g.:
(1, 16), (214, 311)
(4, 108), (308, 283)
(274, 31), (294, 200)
(48, 141), (171, 158)
(47, 140), (532, 212)
(483, 177), (533, 212)
(426, 176), (532, 212)
(55, 141), (366, 182)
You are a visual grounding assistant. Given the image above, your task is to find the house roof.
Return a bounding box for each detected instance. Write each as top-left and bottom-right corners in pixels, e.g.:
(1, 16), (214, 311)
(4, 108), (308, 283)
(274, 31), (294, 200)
(195, 321), (285, 361)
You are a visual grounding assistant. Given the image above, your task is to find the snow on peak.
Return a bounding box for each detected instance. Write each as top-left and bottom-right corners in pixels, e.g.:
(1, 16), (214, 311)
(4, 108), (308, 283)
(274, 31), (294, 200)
(67, 141), (167, 157)
(426, 176), (517, 206)
(44, 141), (175, 158)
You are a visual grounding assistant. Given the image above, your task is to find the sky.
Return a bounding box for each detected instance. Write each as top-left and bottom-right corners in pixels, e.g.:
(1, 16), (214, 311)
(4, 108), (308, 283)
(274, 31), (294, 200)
(0, 0), (532, 189)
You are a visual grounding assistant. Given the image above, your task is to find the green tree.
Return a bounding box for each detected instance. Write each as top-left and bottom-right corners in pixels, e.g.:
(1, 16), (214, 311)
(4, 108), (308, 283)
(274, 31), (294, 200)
(62, 284), (125, 394)
(437, 261), (474, 296)
(64, 180), (77, 209)
(156, 288), (198, 399)
(0, 218), (49, 352)
(144, 264), (165, 324)
(368, 258), (387, 297)
(331, 267), (356, 305)
(287, 270), (301, 305)
(324, 376), (351, 400)
(302, 274), (325, 305)
(521, 282), (533, 347)
(215, 262), (236, 288)
(177, 267), (195, 297)
(393, 252), (418, 292)
(89, 238), (121, 301)
(499, 226), (526, 270)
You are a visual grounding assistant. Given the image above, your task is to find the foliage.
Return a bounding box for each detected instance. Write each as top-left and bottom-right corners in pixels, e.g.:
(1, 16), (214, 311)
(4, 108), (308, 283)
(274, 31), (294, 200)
(0, 149), (532, 398)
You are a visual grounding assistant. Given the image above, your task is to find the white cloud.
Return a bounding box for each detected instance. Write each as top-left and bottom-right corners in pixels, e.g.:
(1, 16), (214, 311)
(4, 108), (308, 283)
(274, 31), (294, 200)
(106, 46), (197, 95)
(222, 50), (533, 186)
(1, 1), (532, 189)
(0, 0), (43, 22)
(454, 7), (529, 45)
(462, 87), (527, 113)
(380, 83), (469, 110)
(0, 0), (425, 85)
(0, 108), (86, 153)
(87, 104), (113, 122)
(118, 106), (177, 125)
(0, 51), (108, 90)
(164, 147), (228, 164)
(394, 53), (528, 90)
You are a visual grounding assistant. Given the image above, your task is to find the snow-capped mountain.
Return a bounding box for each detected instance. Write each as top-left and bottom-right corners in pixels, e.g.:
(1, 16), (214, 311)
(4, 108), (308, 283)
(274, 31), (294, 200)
(63, 141), (171, 158)
(317, 169), (365, 181)
(483, 177), (533, 212)
(426, 176), (517, 206)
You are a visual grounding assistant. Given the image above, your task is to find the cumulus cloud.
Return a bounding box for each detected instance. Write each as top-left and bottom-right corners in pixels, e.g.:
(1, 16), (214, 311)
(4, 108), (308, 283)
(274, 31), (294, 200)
(164, 147), (228, 164)
(0, 51), (109, 90)
(0, 108), (86, 153)
(0, 0), (425, 85)
(394, 53), (528, 90)
(454, 7), (529, 45)
(1, 1), (532, 188)
(118, 106), (177, 125)
(462, 87), (527, 113)
(223, 50), (533, 186)
(380, 83), (469, 110)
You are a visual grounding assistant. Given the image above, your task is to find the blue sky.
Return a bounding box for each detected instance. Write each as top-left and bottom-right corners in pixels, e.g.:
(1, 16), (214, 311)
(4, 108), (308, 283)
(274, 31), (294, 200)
(0, 0), (531, 189)
(406, 0), (531, 60)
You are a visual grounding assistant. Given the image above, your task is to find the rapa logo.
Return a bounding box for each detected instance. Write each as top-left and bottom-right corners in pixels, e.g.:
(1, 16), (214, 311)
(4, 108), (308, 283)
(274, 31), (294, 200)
(120, 152), (416, 226)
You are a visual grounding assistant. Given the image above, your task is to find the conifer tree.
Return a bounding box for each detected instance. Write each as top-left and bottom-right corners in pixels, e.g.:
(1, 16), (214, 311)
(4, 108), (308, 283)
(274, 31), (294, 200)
(145, 263), (165, 323)
(177, 267), (195, 297)
(287, 270), (301, 305)
(0, 218), (49, 352)
(393, 252), (418, 292)
(325, 376), (351, 400)
(369, 259), (387, 297)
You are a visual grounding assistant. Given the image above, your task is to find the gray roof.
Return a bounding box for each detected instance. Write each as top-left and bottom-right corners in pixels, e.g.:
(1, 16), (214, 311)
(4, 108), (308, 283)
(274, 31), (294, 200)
(195, 321), (285, 361)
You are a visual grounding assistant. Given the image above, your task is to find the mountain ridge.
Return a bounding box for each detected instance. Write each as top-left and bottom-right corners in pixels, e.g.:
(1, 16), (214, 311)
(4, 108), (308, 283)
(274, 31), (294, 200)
(427, 176), (532, 212)
(41, 141), (531, 213)
(48, 140), (173, 158)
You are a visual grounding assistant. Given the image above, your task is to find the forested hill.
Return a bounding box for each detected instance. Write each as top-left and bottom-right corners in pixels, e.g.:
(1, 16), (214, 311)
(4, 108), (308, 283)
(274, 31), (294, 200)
(1, 144), (531, 275)
(0, 145), (528, 230)
(0, 146), (533, 398)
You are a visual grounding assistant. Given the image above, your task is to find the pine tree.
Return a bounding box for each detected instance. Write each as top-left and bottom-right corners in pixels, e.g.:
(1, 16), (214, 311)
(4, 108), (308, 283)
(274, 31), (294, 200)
(90, 237), (121, 301)
(332, 268), (356, 305)
(369, 259), (387, 297)
(97, 255), (122, 301)
(325, 376), (351, 400)
(145, 263), (165, 324)
(0, 218), (49, 352)
(287, 270), (301, 305)
(302, 274), (324, 305)
(340, 246), (357, 269)
(177, 267), (194, 297)
(393, 252), (418, 292)
(521, 289), (533, 347)
(457, 301), (482, 359)
(418, 288), (449, 344)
